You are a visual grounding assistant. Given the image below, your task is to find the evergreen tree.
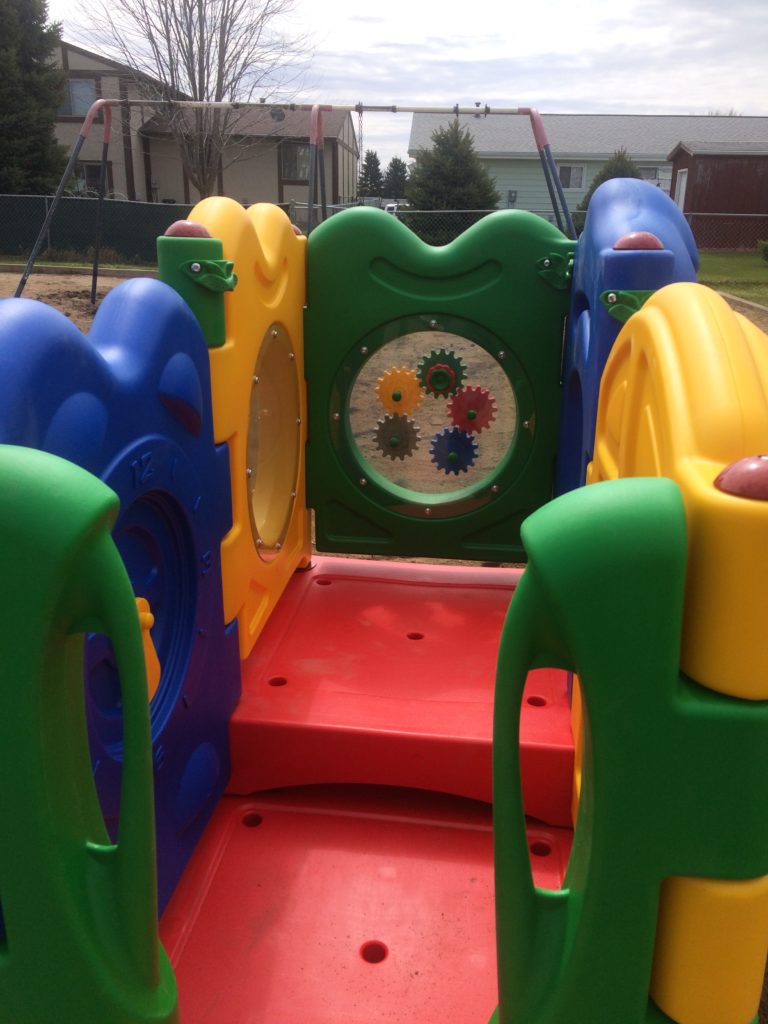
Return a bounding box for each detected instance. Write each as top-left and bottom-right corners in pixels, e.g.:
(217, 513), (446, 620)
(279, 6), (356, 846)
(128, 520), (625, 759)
(0, 0), (67, 194)
(382, 156), (408, 199)
(357, 149), (383, 198)
(577, 147), (643, 214)
(406, 121), (500, 210)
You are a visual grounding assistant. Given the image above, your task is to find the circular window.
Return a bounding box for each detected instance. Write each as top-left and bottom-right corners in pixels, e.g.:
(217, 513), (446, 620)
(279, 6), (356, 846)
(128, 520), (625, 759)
(348, 330), (517, 498)
(247, 323), (301, 559)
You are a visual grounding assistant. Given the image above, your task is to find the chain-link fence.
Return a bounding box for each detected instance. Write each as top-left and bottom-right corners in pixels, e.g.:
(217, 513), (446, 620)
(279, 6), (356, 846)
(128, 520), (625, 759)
(0, 194), (193, 265)
(686, 213), (768, 250)
(4, 194), (766, 263)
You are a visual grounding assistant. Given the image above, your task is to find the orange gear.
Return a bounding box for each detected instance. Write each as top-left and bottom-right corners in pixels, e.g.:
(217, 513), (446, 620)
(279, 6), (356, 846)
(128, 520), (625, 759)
(376, 367), (425, 415)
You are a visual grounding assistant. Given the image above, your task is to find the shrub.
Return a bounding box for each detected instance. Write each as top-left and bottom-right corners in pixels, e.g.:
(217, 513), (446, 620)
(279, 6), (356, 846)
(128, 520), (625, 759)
(759, 240), (768, 264)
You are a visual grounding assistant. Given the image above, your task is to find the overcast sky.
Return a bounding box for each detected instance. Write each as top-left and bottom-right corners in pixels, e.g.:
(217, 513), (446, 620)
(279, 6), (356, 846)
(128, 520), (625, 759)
(50, 0), (768, 168)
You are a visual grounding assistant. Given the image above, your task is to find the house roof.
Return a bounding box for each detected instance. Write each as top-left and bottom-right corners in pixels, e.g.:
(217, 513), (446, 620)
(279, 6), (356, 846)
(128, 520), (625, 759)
(668, 140), (768, 158)
(141, 106), (354, 144)
(408, 113), (768, 162)
(60, 40), (172, 93)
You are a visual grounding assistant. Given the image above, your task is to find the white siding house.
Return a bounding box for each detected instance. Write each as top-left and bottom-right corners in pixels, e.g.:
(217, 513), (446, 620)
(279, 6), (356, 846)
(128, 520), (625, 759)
(408, 113), (768, 219)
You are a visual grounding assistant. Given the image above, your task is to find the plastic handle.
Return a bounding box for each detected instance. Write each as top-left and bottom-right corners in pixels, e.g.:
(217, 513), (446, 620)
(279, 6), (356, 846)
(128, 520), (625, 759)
(493, 476), (689, 1024)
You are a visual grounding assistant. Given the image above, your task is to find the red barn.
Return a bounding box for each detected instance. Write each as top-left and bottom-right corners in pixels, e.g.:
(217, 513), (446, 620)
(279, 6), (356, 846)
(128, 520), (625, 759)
(669, 141), (768, 248)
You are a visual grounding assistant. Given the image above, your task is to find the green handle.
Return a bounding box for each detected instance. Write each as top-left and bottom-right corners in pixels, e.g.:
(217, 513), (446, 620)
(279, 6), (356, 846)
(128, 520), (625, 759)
(0, 445), (178, 1024)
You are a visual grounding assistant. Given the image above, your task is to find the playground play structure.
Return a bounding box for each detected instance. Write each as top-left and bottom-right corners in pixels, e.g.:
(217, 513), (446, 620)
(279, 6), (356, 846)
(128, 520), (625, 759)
(2, 98), (768, 1023)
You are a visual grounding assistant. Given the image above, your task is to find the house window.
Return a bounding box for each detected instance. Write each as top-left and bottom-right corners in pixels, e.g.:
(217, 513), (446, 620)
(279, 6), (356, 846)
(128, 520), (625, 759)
(558, 165), (585, 189)
(72, 161), (113, 195)
(281, 142), (310, 182)
(639, 166), (660, 181)
(59, 78), (98, 117)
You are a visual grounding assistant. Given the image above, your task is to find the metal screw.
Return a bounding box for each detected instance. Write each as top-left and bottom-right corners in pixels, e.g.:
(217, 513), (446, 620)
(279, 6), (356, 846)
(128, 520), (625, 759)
(290, 491), (296, 498)
(332, 412), (341, 421)
(498, 350), (506, 360)
(360, 346), (369, 356)
(429, 320), (438, 329)
(607, 292), (618, 304)
(359, 477), (368, 487)
(296, 417), (302, 425)
(424, 507), (432, 516)
(288, 351), (295, 360)
(246, 467), (253, 477)
(491, 484), (499, 494)
(523, 420), (531, 431)
(271, 328), (278, 338)
(253, 375), (260, 384)
(190, 262), (201, 272)
(275, 542), (282, 551)
(543, 258), (551, 268)
(256, 538), (264, 547)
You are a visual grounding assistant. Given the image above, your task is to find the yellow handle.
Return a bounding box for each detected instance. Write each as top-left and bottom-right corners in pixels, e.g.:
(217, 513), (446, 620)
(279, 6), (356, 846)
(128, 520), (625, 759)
(135, 597), (161, 701)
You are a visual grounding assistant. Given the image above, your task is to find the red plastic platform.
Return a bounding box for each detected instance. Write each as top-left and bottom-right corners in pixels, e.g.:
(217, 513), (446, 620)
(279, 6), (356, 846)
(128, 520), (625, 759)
(160, 786), (573, 1024)
(230, 557), (574, 825)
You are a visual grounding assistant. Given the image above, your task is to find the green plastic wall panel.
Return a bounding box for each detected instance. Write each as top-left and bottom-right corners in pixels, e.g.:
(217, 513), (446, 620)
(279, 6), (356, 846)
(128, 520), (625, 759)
(492, 477), (768, 1024)
(305, 207), (575, 561)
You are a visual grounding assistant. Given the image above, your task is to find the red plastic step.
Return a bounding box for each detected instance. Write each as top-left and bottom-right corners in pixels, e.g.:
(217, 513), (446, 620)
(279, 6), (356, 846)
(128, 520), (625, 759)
(229, 557), (574, 825)
(160, 787), (573, 1024)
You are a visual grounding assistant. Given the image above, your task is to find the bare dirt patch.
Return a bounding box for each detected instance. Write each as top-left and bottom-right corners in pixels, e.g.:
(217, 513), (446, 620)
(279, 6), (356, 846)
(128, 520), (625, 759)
(0, 270), (140, 333)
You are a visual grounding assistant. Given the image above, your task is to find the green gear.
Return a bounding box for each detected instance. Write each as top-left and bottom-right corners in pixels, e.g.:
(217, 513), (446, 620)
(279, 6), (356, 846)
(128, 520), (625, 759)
(416, 348), (466, 399)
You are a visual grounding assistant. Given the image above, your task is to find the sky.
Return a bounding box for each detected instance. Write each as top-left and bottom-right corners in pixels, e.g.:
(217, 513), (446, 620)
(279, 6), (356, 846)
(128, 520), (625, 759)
(48, 0), (768, 169)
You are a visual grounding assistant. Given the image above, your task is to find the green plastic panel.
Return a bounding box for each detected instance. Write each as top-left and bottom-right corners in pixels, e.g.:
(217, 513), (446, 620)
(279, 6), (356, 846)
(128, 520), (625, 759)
(0, 446), (178, 1024)
(305, 208), (575, 561)
(157, 234), (236, 348)
(492, 477), (768, 1024)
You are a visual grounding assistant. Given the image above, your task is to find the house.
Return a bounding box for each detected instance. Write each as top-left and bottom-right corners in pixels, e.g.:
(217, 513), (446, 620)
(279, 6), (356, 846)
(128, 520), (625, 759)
(408, 113), (768, 227)
(54, 42), (359, 207)
(668, 141), (768, 248)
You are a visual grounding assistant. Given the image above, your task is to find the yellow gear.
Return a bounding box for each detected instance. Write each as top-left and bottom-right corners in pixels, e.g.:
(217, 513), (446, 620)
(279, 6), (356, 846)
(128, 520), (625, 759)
(376, 367), (425, 415)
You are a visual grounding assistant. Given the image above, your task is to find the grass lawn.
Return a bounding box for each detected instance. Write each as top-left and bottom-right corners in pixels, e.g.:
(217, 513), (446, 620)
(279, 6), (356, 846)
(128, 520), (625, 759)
(698, 250), (768, 306)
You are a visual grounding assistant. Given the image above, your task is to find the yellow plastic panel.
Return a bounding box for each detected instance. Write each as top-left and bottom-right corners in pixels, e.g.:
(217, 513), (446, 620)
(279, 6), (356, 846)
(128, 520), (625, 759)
(188, 198), (311, 657)
(589, 283), (768, 699)
(651, 874), (768, 1024)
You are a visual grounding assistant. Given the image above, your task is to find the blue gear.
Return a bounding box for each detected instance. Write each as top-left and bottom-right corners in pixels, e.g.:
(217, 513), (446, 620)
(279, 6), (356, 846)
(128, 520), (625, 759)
(429, 426), (478, 474)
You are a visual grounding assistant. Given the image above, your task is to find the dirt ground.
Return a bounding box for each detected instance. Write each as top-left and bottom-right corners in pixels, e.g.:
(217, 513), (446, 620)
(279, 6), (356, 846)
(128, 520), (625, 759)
(0, 270), (137, 331)
(2, 268), (767, 335)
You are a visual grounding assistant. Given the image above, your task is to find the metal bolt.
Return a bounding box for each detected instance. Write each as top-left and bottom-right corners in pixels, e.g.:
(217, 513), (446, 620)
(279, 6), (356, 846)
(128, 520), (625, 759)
(332, 412), (341, 421)
(429, 320), (438, 329)
(288, 351), (295, 360)
(190, 261), (201, 272)
(271, 328), (278, 338)
(246, 467), (253, 477)
(359, 477), (367, 487)
(607, 292), (618, 304)
(275, 542), (282, 551)
(296, 417), (302, 425)
(543, 258), (551, 268)
(491, 485), (499, 494)
(253, 375), (260, 384)
(256, 538), (264, 547)
(290, 491), (296, 498)
(424, 507), (432, 516)
(498, 350), (506, 360)
(523, 420), (531, 431)
(360, 346), (369, 356)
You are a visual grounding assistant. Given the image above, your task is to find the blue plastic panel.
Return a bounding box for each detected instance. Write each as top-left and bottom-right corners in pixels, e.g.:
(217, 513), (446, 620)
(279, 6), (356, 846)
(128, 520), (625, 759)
(0, 280), (240, 910)
(555, 178), (699, 494)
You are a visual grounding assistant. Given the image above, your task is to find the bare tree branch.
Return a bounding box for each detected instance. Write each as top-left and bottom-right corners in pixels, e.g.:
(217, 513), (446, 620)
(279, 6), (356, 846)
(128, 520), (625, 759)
(79, 0), (312, 196)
